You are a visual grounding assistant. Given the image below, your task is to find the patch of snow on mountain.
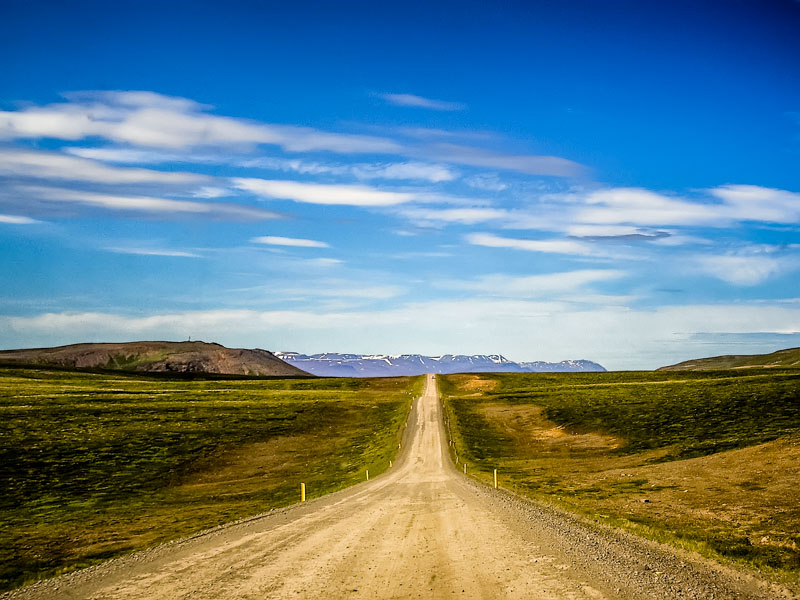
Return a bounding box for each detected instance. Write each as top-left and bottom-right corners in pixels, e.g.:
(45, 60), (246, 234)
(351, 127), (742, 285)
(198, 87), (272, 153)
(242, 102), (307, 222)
(275, 352), (605, 377)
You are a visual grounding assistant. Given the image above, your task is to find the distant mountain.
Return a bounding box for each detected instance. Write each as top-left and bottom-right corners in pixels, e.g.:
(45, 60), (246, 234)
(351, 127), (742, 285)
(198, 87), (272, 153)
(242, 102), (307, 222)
(274, 352), (605, 377)
(658, 347), (800, 371)
(0, 341), (310, 377)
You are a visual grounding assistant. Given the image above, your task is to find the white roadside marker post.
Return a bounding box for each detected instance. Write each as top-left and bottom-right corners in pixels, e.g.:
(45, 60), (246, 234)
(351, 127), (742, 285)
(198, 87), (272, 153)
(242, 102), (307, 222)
(463, 463), (467, 475)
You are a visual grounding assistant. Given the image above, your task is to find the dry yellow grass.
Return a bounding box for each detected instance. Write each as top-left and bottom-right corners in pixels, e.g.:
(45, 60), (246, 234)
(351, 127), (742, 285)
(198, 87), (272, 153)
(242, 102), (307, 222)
(440, 371), (800, 582)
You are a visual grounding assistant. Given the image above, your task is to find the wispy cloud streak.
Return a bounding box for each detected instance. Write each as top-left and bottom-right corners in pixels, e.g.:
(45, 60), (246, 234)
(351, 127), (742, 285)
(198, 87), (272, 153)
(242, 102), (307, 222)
(233, 178), (414, 206)
(379, 93), (466, 111)
(0, 91), (586, 178)
(0, 148), (206, 185)
(466, 232), (594, 256)
(17, 186), (279, 220)
(251, 235), (330, 248)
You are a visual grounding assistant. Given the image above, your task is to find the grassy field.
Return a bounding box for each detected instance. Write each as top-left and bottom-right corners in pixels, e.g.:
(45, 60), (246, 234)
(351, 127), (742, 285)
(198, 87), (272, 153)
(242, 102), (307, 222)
(0, 367), (422, 591)
(440, 369), (800, 582)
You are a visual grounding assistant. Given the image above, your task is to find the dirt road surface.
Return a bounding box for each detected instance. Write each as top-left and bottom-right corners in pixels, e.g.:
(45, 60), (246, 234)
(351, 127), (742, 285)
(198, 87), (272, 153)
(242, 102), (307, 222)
(7, 375), (794, 599)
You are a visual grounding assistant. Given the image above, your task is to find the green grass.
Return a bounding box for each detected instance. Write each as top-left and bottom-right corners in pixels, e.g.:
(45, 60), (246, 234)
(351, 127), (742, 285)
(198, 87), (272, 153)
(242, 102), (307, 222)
(660, 347), (800, 370)
(440, 370), (800, 582)
(103, 350), (169, 369)
(0, 366), (422, 591)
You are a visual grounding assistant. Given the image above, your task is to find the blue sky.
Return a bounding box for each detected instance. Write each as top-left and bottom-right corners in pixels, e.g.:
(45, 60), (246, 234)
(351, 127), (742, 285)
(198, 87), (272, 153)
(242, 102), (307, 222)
(1, 0), (799, 369)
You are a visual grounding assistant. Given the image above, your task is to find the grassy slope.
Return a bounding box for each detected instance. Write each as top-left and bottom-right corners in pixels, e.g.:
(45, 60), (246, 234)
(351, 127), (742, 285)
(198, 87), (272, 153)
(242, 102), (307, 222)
(0, 367), (422, 591)
(659, 347), (800, 370)
(440, 370), (800, 582)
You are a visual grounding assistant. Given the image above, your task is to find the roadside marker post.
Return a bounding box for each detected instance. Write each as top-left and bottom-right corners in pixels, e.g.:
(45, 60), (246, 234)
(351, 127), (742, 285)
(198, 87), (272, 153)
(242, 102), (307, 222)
(301, 482), (306, 502)
(366, 469), (369, 481)
(389, 460), (393, 468)
(493, 469), (498, 489)
(463, 463), (467, 474)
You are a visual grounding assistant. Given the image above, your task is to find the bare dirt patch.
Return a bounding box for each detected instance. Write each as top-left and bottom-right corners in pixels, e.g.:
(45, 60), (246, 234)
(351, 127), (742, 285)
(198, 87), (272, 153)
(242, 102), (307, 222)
(479, 403), (623, 453)
(448, 374), (500, 394)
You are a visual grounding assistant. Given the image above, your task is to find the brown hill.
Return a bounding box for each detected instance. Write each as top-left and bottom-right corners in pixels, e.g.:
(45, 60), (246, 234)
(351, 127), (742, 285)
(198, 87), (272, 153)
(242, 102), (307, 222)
(658, 346), (800, 371)
(0, 341), (311, 377)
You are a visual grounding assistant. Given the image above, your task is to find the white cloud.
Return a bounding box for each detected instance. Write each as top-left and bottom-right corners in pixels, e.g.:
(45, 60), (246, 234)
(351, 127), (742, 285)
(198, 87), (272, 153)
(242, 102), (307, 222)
(0, 91), (402, 154)
(240, 282), (405, 302)
(404, 191), (495, 207)
(0, 106), (101, 141)
(466, 232), (594, 255)
(1, 91), (586, 178)
(109, 108), (278, 148)
(566, 224), (652, 237)
(0, 214), (40, 224)
(445, 270), (626, 297)
(304, 257), (343, 267)
(379, 93), (466, 111)
(239, 157), (340, 175)
(709, 184), (800, 224)
(5, 301), (800, 370)
(31, 187), (208, 213)
(577, 188), (721, 226)
(423, 143), (586, 177)
(189, 186), (230, 198)
(565, 185), (800, 231)
(351, 162), (457, 182)
(696, 253), (788, 286)
(651, 233), (713, 246)
(241, 157), (458, 183)
(251, 235), (330, 248)
(401, 207), (509, 225)
(392, 126), (498, 142)
(106, 247), (202, 258)
(0, 148), (206, 185)
(66, 147), (220, 164)
(464, 174), (508, 191)
(65, 90), (210, 112)
(233, 178), (414, 206)
(21, 186), (278, 220)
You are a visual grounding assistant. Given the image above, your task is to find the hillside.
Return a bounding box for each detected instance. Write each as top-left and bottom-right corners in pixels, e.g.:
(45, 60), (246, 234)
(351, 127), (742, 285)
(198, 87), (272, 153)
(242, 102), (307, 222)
(658, 346), (800, 371)
(439, 370), (800, 578)
(0, 341), (310, 377)
(275, 352), (605, 377)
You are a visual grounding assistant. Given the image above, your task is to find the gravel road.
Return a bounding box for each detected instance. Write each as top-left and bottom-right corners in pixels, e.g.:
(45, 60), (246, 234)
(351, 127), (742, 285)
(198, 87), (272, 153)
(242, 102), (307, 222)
(6, 374), (795, 599)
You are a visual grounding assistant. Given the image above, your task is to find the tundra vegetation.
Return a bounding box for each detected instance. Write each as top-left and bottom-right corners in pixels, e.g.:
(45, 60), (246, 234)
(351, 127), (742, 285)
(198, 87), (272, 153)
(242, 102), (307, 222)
(0, 367), (421, 591)
(440, 370), (800, 584)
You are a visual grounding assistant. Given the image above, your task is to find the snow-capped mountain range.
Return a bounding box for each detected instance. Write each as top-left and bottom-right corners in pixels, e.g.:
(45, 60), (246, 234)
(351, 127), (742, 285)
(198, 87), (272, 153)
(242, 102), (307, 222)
(274, 352), (606, 377)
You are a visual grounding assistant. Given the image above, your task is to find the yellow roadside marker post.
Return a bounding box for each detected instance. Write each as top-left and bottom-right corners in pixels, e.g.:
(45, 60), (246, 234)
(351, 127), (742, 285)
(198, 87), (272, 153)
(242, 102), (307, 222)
(493, 469), (498, 489)
(301, 482), (306, 502)
(366, 469), (369, 481)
